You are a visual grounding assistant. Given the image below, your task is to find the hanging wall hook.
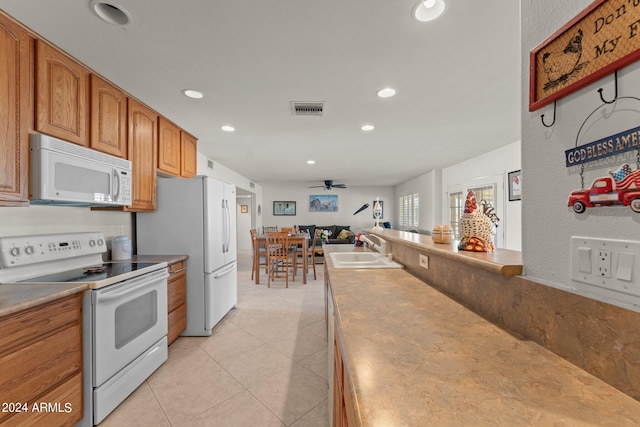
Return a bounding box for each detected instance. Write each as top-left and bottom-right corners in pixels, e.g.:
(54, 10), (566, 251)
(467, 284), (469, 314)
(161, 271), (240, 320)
(598, 71), (618, 104)
(541, 100), (556, 128)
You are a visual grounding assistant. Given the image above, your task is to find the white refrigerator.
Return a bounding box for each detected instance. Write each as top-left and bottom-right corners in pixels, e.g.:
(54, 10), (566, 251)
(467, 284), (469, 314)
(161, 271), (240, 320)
(137, 176), (237, 336)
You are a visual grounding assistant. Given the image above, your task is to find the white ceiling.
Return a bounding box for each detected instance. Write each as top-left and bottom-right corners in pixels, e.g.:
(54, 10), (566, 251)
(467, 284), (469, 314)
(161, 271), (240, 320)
(0, 0), (521, 187)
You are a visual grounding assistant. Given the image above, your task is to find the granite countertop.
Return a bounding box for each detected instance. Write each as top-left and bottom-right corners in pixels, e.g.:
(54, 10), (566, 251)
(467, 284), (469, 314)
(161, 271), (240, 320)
(368, 228), (523, 276)
(0, 283), (87, 318)
(132, 254), (188, 265)
(324, 245), (640, 425)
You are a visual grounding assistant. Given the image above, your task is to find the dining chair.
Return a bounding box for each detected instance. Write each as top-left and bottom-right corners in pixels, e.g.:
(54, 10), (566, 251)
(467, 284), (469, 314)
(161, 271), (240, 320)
(250, 228), (268, 282)
(281, 227), (293, 235)
(294, 229), (318, 280)
(265, 232), (296, 287)
(312, 228), (325, 264)
(263, 226), (278, 233)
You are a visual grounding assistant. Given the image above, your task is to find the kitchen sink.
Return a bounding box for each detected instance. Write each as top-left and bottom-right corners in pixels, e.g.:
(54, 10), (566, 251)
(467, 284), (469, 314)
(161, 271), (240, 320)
(329, 251), (404, 269)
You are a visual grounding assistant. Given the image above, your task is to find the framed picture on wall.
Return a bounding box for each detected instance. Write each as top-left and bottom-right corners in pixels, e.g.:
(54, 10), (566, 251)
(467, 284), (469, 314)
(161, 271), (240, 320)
(309, 194), (338, 212)
(273, 201), (296, 216)
(508, 170), (522, 201)
(240, 205), (248, 213)
(373, 200), (383, 219)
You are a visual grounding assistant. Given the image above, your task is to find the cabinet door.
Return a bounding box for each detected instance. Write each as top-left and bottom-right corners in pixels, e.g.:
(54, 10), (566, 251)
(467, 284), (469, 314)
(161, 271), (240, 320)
(35, 40), (89, 146)
(91, 74), (127, 157)
(158, 117), (181, 176)
(181, 131), (198, 177)
(0, 14), (30, 206)
(127, 98), (157, 211)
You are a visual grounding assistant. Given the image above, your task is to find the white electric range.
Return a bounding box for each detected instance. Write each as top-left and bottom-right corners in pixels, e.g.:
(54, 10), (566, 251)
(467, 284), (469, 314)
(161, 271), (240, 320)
(0, 232), (169, 426)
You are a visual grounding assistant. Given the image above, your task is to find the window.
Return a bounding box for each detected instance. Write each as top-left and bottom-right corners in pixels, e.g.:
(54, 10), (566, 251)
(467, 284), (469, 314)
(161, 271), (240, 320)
(450, 184), (495, 239)
(449, 191), (464, 239)
(399, 193), (419, 228)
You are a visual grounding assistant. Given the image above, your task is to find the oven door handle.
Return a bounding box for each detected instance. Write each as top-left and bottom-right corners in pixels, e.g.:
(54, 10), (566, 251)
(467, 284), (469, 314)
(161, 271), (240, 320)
(93, 269), (168, 303)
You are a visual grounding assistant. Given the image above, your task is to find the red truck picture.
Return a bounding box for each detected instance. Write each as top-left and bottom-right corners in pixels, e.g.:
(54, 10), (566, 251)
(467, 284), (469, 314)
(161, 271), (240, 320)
(568, 164), (640, 213)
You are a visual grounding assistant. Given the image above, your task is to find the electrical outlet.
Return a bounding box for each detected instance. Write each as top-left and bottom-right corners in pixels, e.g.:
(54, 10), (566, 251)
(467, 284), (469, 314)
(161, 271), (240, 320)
(597, 249), (611, 278)
(571, 236), (640, 298)
(419, 254), (429, 269)
(116, 225), (124, 236)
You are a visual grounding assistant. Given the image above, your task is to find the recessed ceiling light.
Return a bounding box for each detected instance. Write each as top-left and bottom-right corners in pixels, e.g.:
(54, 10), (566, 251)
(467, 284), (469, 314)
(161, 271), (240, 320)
(413, 0), (446, 22)
(89, 1), (133, 26)
(221, 125), (235, 132)
(182, 89), (204, 99)
(377, 87), (396, 98)
(361, 124), (375, 131)
(307, 160), (316, 165)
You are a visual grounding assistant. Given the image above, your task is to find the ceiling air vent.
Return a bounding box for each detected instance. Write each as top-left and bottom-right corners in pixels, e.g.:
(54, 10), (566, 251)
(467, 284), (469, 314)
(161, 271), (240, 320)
(207, 159), (214, 170)
(249, 182), (255, 189)
(291, 102), (325, 116)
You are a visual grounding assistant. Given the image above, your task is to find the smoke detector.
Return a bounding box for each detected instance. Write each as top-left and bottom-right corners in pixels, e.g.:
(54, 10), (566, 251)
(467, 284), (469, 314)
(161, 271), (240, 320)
(291, 102), (325, 116)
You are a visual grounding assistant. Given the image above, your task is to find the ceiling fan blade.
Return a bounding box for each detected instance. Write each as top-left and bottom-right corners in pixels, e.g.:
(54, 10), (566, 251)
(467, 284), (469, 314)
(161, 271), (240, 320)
(333, 184), (347, 188)
(308, 185), (325, 188)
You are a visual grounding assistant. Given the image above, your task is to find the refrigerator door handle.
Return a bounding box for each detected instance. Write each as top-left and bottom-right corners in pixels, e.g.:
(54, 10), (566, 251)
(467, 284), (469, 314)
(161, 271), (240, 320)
(213, 262), (236, 278)
(224, 199), (231, 253)
(221, 199), (228, 253)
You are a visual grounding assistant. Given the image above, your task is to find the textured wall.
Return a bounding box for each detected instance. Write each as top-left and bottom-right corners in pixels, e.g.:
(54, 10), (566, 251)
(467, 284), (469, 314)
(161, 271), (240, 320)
(521, 0), (640, 311)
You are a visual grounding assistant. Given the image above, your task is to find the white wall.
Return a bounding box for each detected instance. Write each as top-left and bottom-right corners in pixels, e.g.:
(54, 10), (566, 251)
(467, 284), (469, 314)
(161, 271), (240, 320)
(394, 169), (442, 234)
(261, 182), (394, 233)
(236, 196), (253, 255)
(0, 205), (133, 247)
(522, 0), (640, 311)
(442, 141), (522, 250)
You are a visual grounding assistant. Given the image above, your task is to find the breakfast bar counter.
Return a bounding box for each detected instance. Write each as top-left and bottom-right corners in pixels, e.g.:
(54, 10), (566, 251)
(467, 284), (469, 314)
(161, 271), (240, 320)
(323, 245), (640, 425)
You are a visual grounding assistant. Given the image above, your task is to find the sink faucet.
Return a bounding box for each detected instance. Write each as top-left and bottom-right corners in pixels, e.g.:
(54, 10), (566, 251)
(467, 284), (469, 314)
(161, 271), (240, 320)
(357, 234), (387, 256)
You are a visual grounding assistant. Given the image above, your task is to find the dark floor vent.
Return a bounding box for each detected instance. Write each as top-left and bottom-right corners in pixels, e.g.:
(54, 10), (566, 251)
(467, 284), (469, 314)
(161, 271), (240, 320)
(291, 102), (324, 116)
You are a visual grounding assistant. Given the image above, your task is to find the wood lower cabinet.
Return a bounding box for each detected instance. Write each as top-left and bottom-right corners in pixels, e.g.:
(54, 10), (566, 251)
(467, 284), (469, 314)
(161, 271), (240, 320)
(35, 39), (89, 146)
(167, 259), (187, 345)
(333, 319), (357, 427)
(0, 12), (30, 206)
(127, 98), (157, 211)
(0, 293), (84, 426)
(90, 74), (127, 157)
(326, 268), (357, 426)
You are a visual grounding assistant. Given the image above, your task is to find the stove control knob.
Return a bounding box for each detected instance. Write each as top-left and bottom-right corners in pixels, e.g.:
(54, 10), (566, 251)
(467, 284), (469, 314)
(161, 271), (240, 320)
(10, 247), (20, 257)
(97, 238), (104, 246)
(89, 240), (96, 247)
(25, 245), (35, 255)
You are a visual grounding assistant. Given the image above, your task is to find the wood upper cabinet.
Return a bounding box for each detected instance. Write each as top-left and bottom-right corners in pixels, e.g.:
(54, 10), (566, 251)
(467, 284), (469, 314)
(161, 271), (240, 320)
(127, 98), (157, 211)
(0, 13), (30, 206)
(158, 118), (198, 178)
(158, 117), (181, 176)
(90, 74), (127, 157)
(181, 131), (198, 178)
(35, 39), (89, 146)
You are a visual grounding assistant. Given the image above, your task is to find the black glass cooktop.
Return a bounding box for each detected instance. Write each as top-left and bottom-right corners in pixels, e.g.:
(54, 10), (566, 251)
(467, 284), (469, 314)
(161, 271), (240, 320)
(20, 262), (159, 284)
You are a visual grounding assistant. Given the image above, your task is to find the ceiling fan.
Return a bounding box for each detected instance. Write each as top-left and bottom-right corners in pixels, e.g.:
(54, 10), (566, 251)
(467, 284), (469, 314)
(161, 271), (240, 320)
(308, 180), (347, 190)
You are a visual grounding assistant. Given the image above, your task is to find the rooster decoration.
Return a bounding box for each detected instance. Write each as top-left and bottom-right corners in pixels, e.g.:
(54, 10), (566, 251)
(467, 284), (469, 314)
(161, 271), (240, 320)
(542, 28), (589, 91)
(458, 191), (499, 252)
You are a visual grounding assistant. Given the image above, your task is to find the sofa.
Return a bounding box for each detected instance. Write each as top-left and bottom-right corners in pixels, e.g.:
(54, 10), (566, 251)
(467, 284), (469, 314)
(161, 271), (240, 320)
(297, 224), (355, 245)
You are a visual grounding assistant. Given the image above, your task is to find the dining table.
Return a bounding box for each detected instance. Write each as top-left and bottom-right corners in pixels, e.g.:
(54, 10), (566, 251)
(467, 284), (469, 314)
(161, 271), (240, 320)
(253, 234), (309, 285)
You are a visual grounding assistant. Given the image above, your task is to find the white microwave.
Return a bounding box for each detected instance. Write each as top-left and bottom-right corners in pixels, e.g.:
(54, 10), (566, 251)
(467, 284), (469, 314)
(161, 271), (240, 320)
(30, 133), (132, 207)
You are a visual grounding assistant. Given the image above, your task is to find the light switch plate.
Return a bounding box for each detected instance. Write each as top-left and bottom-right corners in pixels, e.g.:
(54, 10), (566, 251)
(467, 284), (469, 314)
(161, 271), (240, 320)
(571, 236), (640, 297)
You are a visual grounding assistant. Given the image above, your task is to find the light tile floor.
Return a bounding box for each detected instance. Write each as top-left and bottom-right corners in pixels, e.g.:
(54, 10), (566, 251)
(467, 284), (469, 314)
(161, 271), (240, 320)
(101, 255), (329, 427)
